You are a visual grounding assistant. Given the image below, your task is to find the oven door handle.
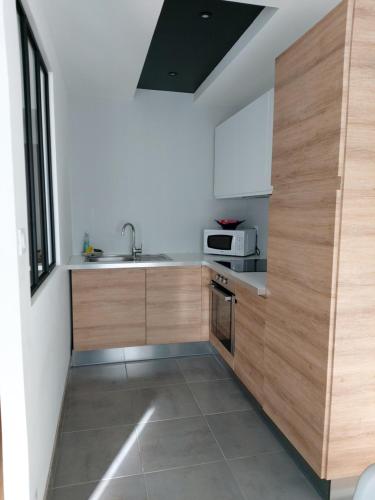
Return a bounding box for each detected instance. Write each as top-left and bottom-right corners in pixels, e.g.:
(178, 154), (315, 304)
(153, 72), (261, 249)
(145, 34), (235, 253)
(210, 283), (236, 303)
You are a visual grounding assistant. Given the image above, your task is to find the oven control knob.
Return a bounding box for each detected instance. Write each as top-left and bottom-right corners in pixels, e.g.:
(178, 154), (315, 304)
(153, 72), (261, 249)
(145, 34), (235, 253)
(223, 278), (228, 285)
(216, 274), (220, 281)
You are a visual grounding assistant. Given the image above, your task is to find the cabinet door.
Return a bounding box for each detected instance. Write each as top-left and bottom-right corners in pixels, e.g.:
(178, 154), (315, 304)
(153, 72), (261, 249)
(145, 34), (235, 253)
(146, 267), (202, 344)
(214, 89), (274, 199)
(234, 283), (265, 406)
(72, 269), (146, 351)
(263, 1), (348, 478)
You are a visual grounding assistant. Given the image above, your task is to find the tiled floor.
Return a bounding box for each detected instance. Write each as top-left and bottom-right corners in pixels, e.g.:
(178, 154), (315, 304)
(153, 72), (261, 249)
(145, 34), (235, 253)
(48, 355), (321, 500)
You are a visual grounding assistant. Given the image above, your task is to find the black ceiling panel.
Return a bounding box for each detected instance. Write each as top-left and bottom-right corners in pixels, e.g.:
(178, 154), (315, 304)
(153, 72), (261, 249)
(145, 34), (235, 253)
(137, 0), (264, 93)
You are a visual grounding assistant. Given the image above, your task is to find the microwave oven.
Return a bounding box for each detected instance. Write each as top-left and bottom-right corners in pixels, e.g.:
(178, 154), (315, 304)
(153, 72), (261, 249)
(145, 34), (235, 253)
(203, 228), (257, 257)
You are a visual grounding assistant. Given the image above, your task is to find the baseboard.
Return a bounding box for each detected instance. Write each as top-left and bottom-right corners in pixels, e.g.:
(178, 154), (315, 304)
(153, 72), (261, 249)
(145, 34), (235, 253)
(71, 341), (214, 367)
(43, 355), (71, 500)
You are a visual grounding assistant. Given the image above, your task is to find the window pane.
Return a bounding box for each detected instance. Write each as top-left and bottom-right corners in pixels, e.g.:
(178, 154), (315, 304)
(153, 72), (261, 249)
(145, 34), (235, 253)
(18, 16), (34, 284)
(28, 41), (45, 277)
(40, 69), (53, 265)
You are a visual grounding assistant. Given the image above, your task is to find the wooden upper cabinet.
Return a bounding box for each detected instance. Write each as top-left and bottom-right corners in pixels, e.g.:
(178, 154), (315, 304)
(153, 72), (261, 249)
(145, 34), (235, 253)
(146, 267), (202, 344)
(265, 0), (375, 480)
(72, 269), (146, 351)
(234, 283), (265, 406)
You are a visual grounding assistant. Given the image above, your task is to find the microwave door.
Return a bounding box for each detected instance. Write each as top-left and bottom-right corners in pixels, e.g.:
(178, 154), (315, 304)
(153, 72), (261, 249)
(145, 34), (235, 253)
(207, 234), (234, 253)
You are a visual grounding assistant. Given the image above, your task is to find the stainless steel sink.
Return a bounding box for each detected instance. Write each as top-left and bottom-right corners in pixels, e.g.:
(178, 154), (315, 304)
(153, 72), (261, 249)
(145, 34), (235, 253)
(85, 254), (171, 264)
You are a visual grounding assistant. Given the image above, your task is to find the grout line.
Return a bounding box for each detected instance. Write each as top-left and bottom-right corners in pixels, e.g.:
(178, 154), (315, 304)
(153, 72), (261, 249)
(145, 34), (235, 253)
(66, 380), (190, 399)
(60, 422), (138, 435)
(201, 407), (255, 417)
(141, 459), (224, 477)
(185, 382), (248, 500)
(61, 412), (205, 435)
(51, 459), (226, 491)
(143, 472), (151, 500)
(51, 471), (144, 490)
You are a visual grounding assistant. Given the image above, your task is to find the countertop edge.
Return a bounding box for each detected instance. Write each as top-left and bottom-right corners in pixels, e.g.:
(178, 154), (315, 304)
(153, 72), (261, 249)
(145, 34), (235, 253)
(66, 255), (267, 296)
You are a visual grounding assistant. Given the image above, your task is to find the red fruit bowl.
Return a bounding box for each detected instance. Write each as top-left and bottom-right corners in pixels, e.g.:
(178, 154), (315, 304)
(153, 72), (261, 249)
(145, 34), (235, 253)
(215, 219), (245, 230)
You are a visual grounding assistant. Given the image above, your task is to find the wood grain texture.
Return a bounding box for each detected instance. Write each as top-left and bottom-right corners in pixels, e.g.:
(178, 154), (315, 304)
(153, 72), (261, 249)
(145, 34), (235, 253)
(146, 267), (202, 344)
(234, 282), (265, 405)
(326, 0), (375, 479)
(263, 1), (349, 477)
(72, 269), (146, 351)
(201, 266), (213, 341)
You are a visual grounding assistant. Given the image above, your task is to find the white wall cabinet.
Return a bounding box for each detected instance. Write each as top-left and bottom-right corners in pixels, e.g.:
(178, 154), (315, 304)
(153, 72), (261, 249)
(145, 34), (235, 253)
(214, 89), (274, 199)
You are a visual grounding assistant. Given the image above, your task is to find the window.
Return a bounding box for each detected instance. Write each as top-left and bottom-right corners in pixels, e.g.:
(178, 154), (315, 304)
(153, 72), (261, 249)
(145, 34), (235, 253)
(17, 1), (56, 295)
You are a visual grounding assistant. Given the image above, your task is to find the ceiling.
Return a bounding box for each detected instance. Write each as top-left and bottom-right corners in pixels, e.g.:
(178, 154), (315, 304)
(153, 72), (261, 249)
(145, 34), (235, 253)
(137, 0), (264, 93)
(195, 0), (342, 117)
(40, 0), (342, 114)
(38, 0), (164, 100)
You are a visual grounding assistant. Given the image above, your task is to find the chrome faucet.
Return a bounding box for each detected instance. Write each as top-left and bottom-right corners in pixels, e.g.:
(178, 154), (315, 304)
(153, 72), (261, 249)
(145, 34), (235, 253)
(121, 222), (142, 258)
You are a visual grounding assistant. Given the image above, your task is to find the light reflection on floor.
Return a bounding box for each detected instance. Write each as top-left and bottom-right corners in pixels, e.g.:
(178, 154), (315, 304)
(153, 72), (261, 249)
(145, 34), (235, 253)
(89, 407), (155, 499)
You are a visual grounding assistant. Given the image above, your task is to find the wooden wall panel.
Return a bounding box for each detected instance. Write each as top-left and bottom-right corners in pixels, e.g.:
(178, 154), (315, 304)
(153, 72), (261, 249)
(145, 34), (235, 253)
(146, 267), (202, 344)
(201, 266), (213, 341)
(326, 0), (375, 479)
(263, 1), (349, 477)
(234, 282), (265, 405)
(72, 269), (146, 350)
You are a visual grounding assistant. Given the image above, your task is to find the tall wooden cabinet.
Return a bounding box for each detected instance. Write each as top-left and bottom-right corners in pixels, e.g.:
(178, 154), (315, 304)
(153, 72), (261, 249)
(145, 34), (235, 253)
(264, 0), (375, 480)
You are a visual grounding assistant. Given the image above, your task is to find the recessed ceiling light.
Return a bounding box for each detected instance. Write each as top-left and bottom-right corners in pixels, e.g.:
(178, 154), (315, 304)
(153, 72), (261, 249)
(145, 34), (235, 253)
(200, 11), (213, 19)
(168, 71), (178, 77)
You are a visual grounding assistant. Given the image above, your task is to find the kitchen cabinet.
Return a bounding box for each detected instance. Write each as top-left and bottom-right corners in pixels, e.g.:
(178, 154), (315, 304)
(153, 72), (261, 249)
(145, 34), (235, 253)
(264, 0), (375, 480)
(234, 282), (265, 406)
(214, 89), (274, 199)
(72, 269), (146, 350)
(146, 267), (203, 344)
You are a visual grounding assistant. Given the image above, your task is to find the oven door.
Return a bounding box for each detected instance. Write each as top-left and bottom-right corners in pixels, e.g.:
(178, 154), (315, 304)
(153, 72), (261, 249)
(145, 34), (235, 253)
(210, 281), (236, 354)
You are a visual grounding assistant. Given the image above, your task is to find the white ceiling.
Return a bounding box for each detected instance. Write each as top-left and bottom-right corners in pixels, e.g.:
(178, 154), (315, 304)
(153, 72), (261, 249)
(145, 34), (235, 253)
(195, 0), (342, 117)
(41, 0), (342, 113)
(40, 0), (164, 100)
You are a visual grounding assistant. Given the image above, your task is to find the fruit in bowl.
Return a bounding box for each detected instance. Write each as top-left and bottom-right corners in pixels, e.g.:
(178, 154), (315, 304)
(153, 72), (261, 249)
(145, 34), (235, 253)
(215, 219), (245, 230)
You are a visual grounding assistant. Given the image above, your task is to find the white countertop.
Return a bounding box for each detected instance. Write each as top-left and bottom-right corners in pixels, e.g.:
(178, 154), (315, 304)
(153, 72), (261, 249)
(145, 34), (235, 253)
(67, 253), (267, 296)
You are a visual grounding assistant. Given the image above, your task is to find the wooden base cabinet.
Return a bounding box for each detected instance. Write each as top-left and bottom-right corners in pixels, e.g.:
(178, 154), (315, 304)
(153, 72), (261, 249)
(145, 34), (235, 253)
(146, 267), (203, 344)
(265, 0), (375, 480)
(234, 283), (265, 406)
(72, 269), (146, 351)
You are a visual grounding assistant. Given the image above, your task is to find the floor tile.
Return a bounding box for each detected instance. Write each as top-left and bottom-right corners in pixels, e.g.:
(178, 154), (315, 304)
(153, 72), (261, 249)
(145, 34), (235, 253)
(206, 410), (282, 459)
(134, 384), (201, 423)
(53, 425), (141, 487)
(138, 416), (222, 473)
(177, 355), (233, 382)
(188, 379), (253, 414)
(49, 475), (147, 500)
(67, 363), (127, 395)
(63, 389), (140, 431)
(145, 461), (245, 500)
(229, 452), (320, 500)
(124, 359), (185, 389)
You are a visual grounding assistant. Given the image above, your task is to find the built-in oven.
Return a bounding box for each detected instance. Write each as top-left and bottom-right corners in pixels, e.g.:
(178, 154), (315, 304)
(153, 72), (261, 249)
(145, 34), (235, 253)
(210, 274), (236, 354)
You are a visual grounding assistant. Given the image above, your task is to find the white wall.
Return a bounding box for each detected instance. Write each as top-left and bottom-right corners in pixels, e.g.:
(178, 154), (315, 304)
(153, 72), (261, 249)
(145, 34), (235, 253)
(0, 1), (72, 499)
(70, 89), (269, 255)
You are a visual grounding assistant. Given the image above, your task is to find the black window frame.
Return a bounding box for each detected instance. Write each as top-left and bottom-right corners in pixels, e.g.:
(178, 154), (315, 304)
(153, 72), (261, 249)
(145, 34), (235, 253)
(17, 1), (56, 296)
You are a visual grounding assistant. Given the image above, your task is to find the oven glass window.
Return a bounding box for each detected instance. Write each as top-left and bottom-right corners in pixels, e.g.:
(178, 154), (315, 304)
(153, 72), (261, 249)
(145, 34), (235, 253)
(207, 235), (233, 250)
